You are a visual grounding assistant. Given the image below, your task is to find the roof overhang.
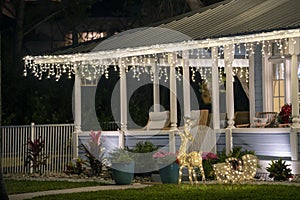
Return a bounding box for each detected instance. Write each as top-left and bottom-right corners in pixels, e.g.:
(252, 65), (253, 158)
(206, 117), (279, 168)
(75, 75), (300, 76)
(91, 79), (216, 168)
(24, 28), (300, 65)
(23, 28), (300, 81)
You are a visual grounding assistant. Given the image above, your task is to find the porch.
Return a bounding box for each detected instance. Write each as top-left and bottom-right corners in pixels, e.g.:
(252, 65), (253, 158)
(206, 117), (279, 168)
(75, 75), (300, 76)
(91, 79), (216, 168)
(17, 0), (300, 178)
(2, 123), (300, 175)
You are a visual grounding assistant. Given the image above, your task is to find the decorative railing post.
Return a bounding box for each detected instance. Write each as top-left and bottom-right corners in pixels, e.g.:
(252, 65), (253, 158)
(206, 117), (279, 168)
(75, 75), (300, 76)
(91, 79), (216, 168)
(73, 127), (79, 160)
(169, 131), (176, 154)
(118, 129), (125, 149)
(29, 122), (35, 174)
(225, 128), (233, 155)
(290, 126), (299, 161)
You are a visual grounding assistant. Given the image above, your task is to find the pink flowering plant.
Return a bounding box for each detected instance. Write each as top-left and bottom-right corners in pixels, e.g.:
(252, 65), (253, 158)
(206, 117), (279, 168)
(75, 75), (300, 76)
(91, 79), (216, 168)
(80, 130), (106, 176)
(202, 152), (218, 180)
(25, 136), (48, 174)
(153, 150), (179, 165)
(278, 103), (292, 124)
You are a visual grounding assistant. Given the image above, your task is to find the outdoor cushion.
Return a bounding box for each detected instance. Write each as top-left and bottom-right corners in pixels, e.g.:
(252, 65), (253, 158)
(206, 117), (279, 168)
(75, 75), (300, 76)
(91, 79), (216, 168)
(149, 111), (169, 121)
(253, 117), (268, 127)
(147, 111), (169, 130)
(147, 120), (167, 130)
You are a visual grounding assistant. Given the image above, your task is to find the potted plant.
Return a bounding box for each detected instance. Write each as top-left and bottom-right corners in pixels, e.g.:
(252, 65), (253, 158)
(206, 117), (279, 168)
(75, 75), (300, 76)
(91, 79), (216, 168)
(153, 150), (179, 184)
(109, 148), (135, 185)
(126, 141), (159, 177)
(266, 158), (293, 181)
(278, 104), (292, 124)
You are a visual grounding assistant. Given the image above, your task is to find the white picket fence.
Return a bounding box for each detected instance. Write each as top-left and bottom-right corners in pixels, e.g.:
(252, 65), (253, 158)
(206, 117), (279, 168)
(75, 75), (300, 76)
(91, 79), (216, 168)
(0, 123), (75, 174)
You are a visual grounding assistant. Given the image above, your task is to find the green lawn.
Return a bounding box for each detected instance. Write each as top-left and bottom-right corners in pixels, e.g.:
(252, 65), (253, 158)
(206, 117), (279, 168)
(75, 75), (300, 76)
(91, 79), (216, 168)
(4, 179), (106, 194)
(5, 179), (300, 200)
(30, 183), (300, 200)
(32, 184), (300, 200)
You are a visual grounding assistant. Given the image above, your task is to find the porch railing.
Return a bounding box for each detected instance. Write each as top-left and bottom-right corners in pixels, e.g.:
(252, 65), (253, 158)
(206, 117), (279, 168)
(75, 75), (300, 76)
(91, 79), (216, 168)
(0, 123), (75, 174)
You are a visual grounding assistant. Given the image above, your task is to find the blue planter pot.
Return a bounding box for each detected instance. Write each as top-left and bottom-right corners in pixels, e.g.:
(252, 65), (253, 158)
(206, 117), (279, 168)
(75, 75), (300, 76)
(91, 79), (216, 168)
(111, 162), (135, 185)
(158, 162), (179, 184)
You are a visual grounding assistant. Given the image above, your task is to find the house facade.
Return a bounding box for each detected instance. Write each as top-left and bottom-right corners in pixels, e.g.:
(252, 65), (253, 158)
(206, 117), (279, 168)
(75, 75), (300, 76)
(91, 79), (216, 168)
(24, 0), (300, 173)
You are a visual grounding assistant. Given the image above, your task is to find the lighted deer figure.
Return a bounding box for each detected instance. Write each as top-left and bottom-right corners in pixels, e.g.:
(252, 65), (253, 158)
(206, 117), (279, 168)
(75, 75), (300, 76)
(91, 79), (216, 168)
(178, 118), (206, 184)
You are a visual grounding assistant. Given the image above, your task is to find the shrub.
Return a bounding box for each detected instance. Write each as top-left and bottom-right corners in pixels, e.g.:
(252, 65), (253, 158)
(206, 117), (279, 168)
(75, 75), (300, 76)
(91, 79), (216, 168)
(25, 136), (48, 174)
(65, 158), (86, 175)
(217, 146), (256, 163)
(126, 141), (159, 176)
(126, 141), (159, 153)
(80, 131), (106, 176)
(108, 148), (134, 163)
(266, 158), (293, 181)
(202, 152), (218, 180)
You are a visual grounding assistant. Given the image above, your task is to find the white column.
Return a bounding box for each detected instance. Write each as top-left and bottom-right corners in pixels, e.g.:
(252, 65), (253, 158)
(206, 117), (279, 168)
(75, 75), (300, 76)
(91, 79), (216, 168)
(169, 52), (177, 129)
(262, 53), (273, 111)
(289, 38), (300, 123)
(224, 44), (235, 128)
(210, 47), (219, 154)
(120, 59), (128, 131)
(249, 52), (255, 123)
(152, 62), (160, 112)
(182, 50), (191, 119)
(211, 47), (220, 129)
(285, 59), (292, 104)
(74, 73), (82, 132)
(74, 72), (81, 159)
(289, 38), (300, 161)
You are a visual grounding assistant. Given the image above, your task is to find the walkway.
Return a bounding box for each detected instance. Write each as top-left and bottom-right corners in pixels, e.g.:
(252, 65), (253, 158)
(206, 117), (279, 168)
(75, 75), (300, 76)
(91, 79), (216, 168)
(8, 183), (152, 200)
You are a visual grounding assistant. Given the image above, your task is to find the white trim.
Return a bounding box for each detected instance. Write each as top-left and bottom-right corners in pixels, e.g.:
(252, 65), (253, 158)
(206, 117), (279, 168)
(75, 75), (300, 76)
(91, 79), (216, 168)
(169, 58), (249, 68)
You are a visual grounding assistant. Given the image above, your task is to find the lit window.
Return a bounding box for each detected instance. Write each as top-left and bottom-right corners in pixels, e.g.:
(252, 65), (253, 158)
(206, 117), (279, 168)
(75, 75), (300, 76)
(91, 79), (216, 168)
(272, 63), (285, 112)
(65, 32), (107, 46)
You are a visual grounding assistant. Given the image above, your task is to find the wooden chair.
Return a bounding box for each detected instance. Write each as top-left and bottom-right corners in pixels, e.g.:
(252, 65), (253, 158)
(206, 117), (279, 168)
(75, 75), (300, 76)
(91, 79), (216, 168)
(253, 112), (277, 128)
(234, 111), (250, 128)
(235, 111), (278, 128)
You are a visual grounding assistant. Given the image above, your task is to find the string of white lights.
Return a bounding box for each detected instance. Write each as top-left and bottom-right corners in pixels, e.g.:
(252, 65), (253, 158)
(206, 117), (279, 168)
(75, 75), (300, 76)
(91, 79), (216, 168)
(23, 29), (300, 81)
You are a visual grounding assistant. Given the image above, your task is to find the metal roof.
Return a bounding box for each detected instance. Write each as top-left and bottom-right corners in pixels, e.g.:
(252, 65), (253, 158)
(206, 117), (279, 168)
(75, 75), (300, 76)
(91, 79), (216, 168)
(50, 38), (104, 55)
(158, 0), (300, 40)
(50, 0), (300, 55)
(92, 27), (192, 51)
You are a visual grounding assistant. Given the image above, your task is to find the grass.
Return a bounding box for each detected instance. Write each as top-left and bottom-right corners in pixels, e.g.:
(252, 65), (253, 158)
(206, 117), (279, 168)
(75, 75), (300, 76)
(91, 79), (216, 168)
(28, 183), (300, 200)
(4, 179), (106, 195)
(31, 184), (300, 200)
(5, 179), (300, 200)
